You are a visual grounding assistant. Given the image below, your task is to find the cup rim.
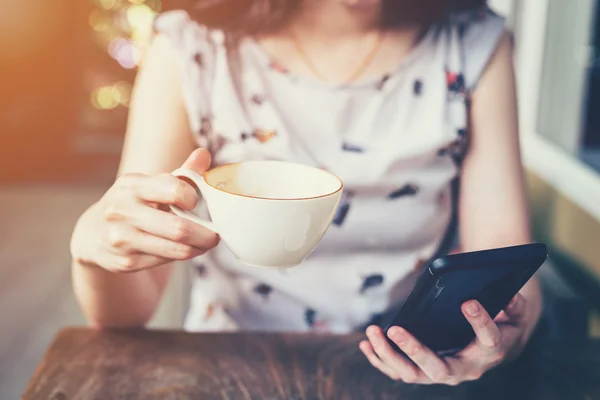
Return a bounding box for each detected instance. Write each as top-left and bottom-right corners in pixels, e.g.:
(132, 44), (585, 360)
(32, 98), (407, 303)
(204, 160), (344, 201)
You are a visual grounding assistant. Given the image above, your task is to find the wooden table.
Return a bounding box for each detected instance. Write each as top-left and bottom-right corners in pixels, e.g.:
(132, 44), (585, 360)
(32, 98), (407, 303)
(22, 327), (600, 400)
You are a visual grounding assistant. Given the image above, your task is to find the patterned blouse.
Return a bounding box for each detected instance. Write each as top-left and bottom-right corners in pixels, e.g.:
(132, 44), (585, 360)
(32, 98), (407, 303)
(153, 6), (505, 333)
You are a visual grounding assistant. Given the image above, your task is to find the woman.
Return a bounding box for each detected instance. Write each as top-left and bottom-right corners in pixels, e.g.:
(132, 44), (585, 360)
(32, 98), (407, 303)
(70, 0), (541, 385)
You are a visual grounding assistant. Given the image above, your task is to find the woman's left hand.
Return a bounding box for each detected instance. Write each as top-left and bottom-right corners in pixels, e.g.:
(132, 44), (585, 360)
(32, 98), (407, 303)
(359, 293), (531, 386)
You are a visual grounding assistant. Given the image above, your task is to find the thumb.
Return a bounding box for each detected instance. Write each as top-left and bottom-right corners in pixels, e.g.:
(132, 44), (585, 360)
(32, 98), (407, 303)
(181, 148), (212, 174)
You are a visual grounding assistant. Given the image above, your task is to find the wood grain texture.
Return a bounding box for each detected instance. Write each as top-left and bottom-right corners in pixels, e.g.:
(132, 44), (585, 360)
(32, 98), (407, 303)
(22, 327), (600, 400)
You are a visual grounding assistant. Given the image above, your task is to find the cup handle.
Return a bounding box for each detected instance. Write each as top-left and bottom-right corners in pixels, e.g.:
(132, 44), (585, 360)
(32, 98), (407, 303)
(170, 168), (219, 234)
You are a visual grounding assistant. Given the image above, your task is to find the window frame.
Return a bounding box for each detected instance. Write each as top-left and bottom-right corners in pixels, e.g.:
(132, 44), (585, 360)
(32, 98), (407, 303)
(510, 0), (600, 220)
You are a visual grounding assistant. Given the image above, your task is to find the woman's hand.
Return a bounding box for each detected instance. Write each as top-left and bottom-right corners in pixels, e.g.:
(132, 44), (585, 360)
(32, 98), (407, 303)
(360, 293), (531, 385)
(71, 148), (219, 273)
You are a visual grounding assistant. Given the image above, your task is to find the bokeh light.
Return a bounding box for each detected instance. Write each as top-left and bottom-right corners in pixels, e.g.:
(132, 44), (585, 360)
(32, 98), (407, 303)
(126, 3), (157, 54)
(98, 0), (117, 10)
(89, 10), (110, 32)
(108, 38), (140, 69)
(89, 0), (161, 109)
(107, 38), (128, 59)
(114, 82), (133, 106)
(91, 82), (133, 109)
(91, 86), (120, 110)
(97, 2), (158, 69)
(127, 4), (155, 28)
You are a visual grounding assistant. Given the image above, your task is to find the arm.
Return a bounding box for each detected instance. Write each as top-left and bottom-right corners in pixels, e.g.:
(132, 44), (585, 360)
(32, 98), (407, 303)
(461, 31), (542, 335)
(360, 32), (543, 385)
(71, 34), (199, 327)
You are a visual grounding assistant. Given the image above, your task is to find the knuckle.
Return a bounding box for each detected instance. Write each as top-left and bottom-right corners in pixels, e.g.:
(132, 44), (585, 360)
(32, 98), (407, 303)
(171, 220), (190, 242)
(431, 370), (450, 383)
(107, 228), (128, 249)
(402, 372), (418, 384)
(481, 335), (502, 351)
(115, 175), (144, 200)
(379, 346), (393, 359)
(389, 372), (402, 381)
(476, 321), (496, 336)
(103, 205), (122, 222)
(438, 374), (460, 386)
(446, 378), (461, 387)
(490, 334), (502, 348)
(405, 342), (423, 357)
(171, 243), (195, 259)
(170, 179), (189, 203)
(477, 316), (492, 329)
(117, 256), (136, 270)
(181, 244), (196, 259)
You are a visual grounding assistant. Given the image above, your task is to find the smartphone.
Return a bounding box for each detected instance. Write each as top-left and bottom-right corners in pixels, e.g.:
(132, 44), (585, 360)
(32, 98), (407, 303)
(383, 243), (548, 356)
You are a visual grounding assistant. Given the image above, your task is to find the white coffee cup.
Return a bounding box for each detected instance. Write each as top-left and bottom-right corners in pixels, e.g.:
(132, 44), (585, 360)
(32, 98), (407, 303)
(170, 160), (343, 268)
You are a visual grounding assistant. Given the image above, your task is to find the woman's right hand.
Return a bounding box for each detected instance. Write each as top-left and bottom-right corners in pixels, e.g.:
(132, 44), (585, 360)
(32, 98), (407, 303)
(72, 149), (220, 273)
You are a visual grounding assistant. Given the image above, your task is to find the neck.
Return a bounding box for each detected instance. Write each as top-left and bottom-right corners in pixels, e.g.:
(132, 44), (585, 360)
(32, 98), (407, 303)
(288, 0), (383, 39)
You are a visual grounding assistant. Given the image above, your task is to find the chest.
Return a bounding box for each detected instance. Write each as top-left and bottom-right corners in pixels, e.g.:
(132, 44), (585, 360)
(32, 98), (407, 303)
(213, 61), (460, 174)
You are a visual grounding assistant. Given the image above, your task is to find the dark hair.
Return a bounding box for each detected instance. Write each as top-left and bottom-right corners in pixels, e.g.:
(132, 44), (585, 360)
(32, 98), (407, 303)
(164, 0), (488, 35)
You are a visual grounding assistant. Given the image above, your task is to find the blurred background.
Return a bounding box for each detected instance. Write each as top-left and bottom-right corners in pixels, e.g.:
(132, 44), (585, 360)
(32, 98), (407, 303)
(0, 0), (599, 397)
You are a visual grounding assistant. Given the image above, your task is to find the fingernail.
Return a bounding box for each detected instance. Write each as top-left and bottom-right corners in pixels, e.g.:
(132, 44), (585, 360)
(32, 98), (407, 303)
(389, 327), (405, 344)
(465, 301), (480, 316)
(507, 295), (519, 310)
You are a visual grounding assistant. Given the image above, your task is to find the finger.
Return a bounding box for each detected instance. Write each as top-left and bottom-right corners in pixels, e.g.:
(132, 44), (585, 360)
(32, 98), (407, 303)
(387, 327), (450, 384)
(462, 300), (501, 350)
(493, 310), (511, 323)
(176, 148), (212, 196)
(121, 173), (199, 211)
(94, 248), (171, 273)
(359, 340), (400, 380)
(181, 148), (212, 174)
(127, 229), (205, 260)
(366, 326), (425, 384)
(108, 254), (173, 273)
(504, 293), (527, 321)
(106, 225), (203, 260)
(128, 205), (219, 250)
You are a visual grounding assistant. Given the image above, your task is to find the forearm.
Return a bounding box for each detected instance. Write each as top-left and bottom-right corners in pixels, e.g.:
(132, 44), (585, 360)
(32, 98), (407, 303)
(72, 261), (171, 328)
(460, 234), (542, 340)
(71, 204), (171, 328)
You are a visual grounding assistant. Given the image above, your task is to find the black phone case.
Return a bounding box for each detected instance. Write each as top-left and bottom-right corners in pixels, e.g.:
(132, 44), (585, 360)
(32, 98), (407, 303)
(383, 243), (548, 355)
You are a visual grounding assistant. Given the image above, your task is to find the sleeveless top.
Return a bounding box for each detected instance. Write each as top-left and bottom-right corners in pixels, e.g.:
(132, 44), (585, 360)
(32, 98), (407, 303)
(153, 6), (505, 333)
